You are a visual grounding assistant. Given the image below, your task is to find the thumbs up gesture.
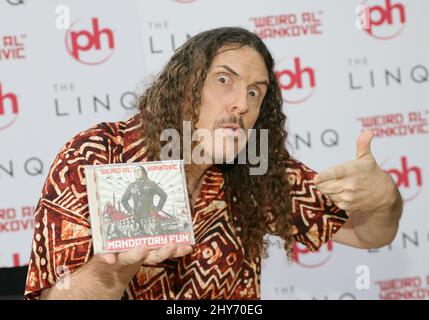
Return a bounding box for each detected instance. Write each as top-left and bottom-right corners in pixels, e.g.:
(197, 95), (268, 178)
(314, 130), (397, 215)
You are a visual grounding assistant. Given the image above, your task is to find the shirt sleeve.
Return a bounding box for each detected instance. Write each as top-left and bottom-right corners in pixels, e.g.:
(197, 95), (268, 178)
(24, 128), (111, 299)
(286, 158), (350, 251)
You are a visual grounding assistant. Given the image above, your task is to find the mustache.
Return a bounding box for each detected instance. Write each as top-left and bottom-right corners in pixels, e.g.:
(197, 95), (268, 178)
(215, 116), (245, 129)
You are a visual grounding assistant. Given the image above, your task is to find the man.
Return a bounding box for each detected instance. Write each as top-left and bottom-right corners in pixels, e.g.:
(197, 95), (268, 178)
(121, 166), (167, 235)
(24, 27), (402, 300)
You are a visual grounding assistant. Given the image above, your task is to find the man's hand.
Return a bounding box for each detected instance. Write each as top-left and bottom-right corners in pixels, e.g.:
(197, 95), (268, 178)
(314, 130), (397, 215)
(100, 244), (193, 267)
(313, 130), (403, 248)
(41, 244), (193, 300)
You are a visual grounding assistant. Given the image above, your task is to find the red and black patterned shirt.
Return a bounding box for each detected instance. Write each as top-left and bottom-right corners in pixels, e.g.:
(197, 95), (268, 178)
(24, 115), (349, 300)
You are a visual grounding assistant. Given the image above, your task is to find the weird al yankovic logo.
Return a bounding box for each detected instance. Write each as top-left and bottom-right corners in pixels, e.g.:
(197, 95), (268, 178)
(362, 0), (406, 40)
(357, 111), (429, 138)
(0, 82), (19, 131)
(250, 11), (323, 40)
(0, 34), (26, 61)
(275, 57), (316, 104)
(65, 17), (115, 65)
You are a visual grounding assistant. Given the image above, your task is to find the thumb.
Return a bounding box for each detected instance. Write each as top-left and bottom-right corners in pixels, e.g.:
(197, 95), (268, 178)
(356, 130), (374, 159)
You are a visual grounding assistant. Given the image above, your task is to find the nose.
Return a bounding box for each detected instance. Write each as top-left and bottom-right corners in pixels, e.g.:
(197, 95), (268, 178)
(229, 87), (249, 116)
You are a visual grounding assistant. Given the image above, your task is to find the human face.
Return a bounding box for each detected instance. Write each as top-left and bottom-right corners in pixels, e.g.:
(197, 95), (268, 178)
(134, 167), (147, 180)
(194, 45), (269, 163)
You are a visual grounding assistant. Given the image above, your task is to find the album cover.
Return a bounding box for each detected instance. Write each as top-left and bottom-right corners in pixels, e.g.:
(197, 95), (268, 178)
(85, 160), (194, 254)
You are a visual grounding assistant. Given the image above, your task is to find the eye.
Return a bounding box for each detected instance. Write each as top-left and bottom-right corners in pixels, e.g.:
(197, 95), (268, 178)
(217, 74), (230, 85)
(248, 88), (260, 98)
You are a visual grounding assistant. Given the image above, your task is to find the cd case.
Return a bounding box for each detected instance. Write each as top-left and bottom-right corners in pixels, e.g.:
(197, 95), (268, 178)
(84, 160), (195, 254)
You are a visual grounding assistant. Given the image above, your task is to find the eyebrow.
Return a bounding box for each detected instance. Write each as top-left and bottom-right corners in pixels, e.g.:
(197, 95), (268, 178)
(215, 64), (269, 87)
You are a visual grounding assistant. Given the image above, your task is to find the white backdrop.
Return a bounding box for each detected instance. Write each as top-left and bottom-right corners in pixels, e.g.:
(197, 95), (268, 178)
(0, 0), (427, 300)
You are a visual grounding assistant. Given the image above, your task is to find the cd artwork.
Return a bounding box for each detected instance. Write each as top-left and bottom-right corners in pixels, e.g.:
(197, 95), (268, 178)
(85, 160), (194, 253)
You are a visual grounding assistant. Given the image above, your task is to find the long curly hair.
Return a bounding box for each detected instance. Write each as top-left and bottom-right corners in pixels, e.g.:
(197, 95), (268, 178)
(138, 27), (293, 260)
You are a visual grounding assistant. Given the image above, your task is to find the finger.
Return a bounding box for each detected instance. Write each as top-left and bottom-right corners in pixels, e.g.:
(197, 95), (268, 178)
(99, 253), (117, 265)
(117, 244), (151, 266)
(314, 165), (346, 185)
(171, 245), (193, 258)
(331, 199), (348, 211)
(316, 180), (344, 195)
(356, 130), (374, 159)
(144, 244), (178, 265)
(326, 192), (353, 211)
(329, 193), (341, 203)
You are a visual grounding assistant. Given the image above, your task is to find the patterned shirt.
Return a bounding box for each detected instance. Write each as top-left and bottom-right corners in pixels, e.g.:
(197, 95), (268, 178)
(24, 115), (349, 300)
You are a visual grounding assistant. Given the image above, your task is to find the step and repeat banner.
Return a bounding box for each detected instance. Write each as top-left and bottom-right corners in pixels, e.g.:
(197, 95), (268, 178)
(0, 0), (428, 299)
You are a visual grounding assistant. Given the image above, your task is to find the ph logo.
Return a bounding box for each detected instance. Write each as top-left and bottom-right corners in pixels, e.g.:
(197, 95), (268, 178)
(65, 17), (115, 65)
(383, 156), (423, 202)
(275, 57), (316, 104)
(0, 82), (19, 131)
(292, 240), (333, 268)
(363, 0), (406, 40)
